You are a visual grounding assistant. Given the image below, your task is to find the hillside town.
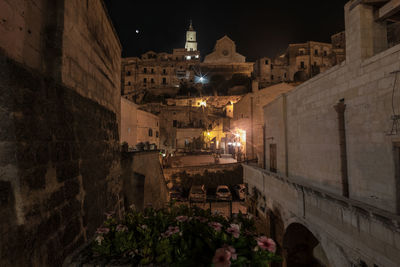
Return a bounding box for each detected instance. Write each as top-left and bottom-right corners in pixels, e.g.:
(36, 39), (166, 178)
(1, 0), (400, 266)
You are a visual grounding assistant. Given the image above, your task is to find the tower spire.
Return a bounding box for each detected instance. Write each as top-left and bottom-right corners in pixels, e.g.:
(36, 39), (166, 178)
(189, 19), (194, 31)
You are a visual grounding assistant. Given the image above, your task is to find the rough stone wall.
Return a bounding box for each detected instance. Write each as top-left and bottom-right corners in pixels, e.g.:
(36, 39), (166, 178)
(243, 164), (400, 267)
(0, 0), (122, 266)
(121, 151), (168, 210)
(262, 2), (400, 213)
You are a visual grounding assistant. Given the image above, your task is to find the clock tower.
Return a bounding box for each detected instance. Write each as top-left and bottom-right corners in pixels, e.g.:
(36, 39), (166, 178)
(185, 20), (197, 52)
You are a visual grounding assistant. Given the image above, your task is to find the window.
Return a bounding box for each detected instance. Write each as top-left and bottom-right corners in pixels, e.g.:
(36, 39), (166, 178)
(265, 59), (269, 65)
(148, 128), (153, 137)
(323, 50), (327, 56)
(173, 120), (177, 127)
(143, 68), (147, 73)
(271, 65), (274, 70)
(151, 68), (154, 74)
(156, 131), (159, 138)
(162, 78), (167, 84)
(151, 78), (154, 83)
(270, 144), (277, 173)
(284, 73), (287, 78)
(126, 71), (131, 76)
(314, 49), (318, 56)
(314, 62), (317, 66)
(300, 61), (305, 68)
(163, 69), (166, 74)
(271, 75), (274, 80)
(127, 81), (131, 85)
(143, 78), (147, 83)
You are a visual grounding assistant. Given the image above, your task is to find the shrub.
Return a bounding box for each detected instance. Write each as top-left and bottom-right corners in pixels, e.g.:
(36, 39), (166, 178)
(89, 204), (280, 266)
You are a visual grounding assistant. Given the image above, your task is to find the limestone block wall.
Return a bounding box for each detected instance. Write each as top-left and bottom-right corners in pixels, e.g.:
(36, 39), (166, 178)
(272, 43), (400, 213)
(121, 151), (168, 210)
(243, 164), (400, 267)
(0, 0), (122, 266)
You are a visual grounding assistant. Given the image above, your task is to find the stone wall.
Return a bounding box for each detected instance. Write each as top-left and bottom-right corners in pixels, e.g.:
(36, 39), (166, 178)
(263, 1), (400, 213)
(0, 0), (122, 266)
(243, 164), (400, 267)
(121, 151), (168, 209)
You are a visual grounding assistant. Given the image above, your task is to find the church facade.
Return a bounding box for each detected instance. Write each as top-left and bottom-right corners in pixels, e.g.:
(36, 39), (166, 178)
(121, 23), (254, 102)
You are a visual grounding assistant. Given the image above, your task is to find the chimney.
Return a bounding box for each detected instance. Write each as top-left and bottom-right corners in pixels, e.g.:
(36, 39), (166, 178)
(252, 80), (259, 93)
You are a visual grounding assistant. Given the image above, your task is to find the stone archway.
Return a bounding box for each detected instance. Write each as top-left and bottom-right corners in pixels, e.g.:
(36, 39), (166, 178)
(293, 71), (308, 82)
(283, 223), (330, 267)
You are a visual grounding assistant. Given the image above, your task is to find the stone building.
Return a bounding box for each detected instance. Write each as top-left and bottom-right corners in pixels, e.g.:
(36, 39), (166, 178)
(253, 33), (347, 87)
(121, 23), (201, 102)
(201, 35), (254, 79)
(244, 1), (400, 266)
(0, 1), (169, 266)
(121, 97), (160, 149)
(0, 0), (122, 265)
(231, 81), (294, 164)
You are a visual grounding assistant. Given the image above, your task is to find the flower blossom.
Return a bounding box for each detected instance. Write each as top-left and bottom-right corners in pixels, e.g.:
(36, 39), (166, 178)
(116, 224), (128, 232)
(96, 227), (110, 234)
(140, 224), (148, 230)
(176, 215), (189, 222)
(223, 245), (237, 260)
(161, 226), (180, 238)
(256, 236), (276, 253)
(212, 247), (231, 267)
(95, 235), (104, 245)
(226, 224), (240, 238)
(208, 221), (222, 232)
(104, 211), (115, 219)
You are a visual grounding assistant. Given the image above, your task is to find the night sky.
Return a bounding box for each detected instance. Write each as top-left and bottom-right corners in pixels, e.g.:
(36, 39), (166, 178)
(103, 0), (349, 61)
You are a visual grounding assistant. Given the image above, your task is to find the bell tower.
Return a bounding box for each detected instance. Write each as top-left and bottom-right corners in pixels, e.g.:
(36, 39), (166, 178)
(185, 20), (197, 51)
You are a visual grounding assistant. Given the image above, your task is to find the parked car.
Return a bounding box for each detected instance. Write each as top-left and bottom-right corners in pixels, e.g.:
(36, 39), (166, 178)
(189, 185), (207, 202)
(169, 186), (184, 202)
(233, 184), (246, 201)
(216, 185), (232, 201)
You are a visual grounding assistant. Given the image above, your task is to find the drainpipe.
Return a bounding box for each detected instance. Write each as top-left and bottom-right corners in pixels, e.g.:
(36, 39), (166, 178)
(283, 94), (289, 177)
(262, 124), (266, 169)
(250, 96), (254, 160)
(334, 99), (349, 198)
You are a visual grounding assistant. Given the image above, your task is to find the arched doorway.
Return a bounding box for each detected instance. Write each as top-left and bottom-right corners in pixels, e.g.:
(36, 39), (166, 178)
(283, 223), (330, 267)
(293, 71), (309, 82)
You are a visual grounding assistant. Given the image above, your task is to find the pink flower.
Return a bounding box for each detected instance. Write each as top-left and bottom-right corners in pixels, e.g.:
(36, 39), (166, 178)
(224, 245), (237, 260)
(226, 224), (240, 238)
(208, 221), (223, 232)
(104, 211), (115, 219)
(116, 224), (128, 232)
(256, 236), (276, 253)
(161, 226), (180, 237)
(212, 248), (231, 267)
(176, 215), (189, 222)
(96, 227), (110, 234)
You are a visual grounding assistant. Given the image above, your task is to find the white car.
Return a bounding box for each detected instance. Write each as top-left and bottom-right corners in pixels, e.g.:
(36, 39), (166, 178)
(189, 185), (207, 202)
(233, 184), (246, 201)
(216, 185), (232, 201)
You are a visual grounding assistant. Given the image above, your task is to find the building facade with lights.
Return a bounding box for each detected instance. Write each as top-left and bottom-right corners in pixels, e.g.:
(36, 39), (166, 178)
(121, 23), (201, 103)
(253, 33), (346, 88)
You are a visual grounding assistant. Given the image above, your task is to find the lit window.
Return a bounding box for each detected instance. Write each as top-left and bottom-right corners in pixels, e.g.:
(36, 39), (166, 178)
(195, 55), (199, 58)
(186, 56), (191, 60)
